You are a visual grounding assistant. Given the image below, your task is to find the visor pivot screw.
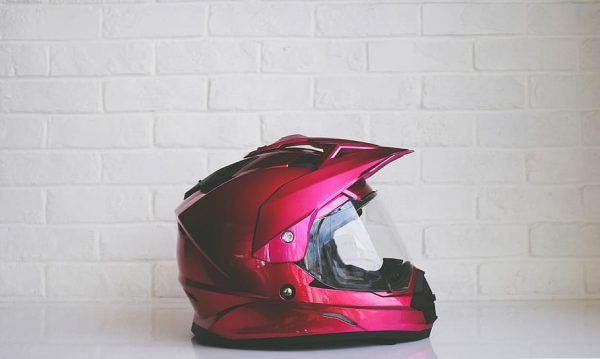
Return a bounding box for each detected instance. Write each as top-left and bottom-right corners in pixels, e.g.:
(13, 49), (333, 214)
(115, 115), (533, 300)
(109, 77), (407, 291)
(281, 231), (294, 243)
(280, 285), (295, 300)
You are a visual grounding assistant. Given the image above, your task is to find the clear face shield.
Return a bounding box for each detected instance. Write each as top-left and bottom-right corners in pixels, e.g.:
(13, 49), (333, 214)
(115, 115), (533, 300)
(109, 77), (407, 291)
(299, 191), (413, 292)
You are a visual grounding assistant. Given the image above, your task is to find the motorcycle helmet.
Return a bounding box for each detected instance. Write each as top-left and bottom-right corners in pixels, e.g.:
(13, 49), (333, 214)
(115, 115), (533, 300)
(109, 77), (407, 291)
(176, 134), (436, 346)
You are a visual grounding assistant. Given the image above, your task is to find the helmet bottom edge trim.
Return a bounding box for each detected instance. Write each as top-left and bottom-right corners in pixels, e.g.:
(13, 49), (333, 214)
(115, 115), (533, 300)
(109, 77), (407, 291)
(191, 322), (431, 348)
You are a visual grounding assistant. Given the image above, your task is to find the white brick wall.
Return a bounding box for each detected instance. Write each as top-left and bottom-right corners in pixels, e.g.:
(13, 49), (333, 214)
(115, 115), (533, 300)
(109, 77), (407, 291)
(423, 4), (524, 35)
(317, 4), (419, 36)
(0, 0), (598, 302)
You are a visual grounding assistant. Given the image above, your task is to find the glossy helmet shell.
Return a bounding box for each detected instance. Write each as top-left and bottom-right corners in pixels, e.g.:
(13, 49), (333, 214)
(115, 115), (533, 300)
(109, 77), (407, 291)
(176, 134), (436, 345)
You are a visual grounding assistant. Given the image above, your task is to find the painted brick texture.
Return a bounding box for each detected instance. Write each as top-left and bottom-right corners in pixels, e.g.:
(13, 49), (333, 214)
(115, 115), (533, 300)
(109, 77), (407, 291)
(0, 0), (598, 302)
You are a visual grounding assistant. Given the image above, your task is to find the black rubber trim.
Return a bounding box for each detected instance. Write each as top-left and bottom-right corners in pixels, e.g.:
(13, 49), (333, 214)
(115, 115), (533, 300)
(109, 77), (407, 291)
(308, 278), (336, 289)
(184, 181), (203, 199)
(410, 270), (437, 324)
(192, 323), (431, 348)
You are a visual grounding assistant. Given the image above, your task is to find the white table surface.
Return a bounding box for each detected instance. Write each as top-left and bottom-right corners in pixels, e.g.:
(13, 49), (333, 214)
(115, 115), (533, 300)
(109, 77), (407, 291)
(1, 300), (599, 358)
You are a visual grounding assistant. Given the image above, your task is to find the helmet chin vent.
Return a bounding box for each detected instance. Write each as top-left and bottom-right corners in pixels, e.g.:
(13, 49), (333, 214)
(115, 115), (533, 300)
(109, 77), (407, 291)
(322, 312), (357, 326)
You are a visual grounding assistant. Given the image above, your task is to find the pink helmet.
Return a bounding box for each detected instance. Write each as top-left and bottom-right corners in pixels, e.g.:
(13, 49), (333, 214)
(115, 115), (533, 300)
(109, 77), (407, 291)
(176, 134), (436, 346)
